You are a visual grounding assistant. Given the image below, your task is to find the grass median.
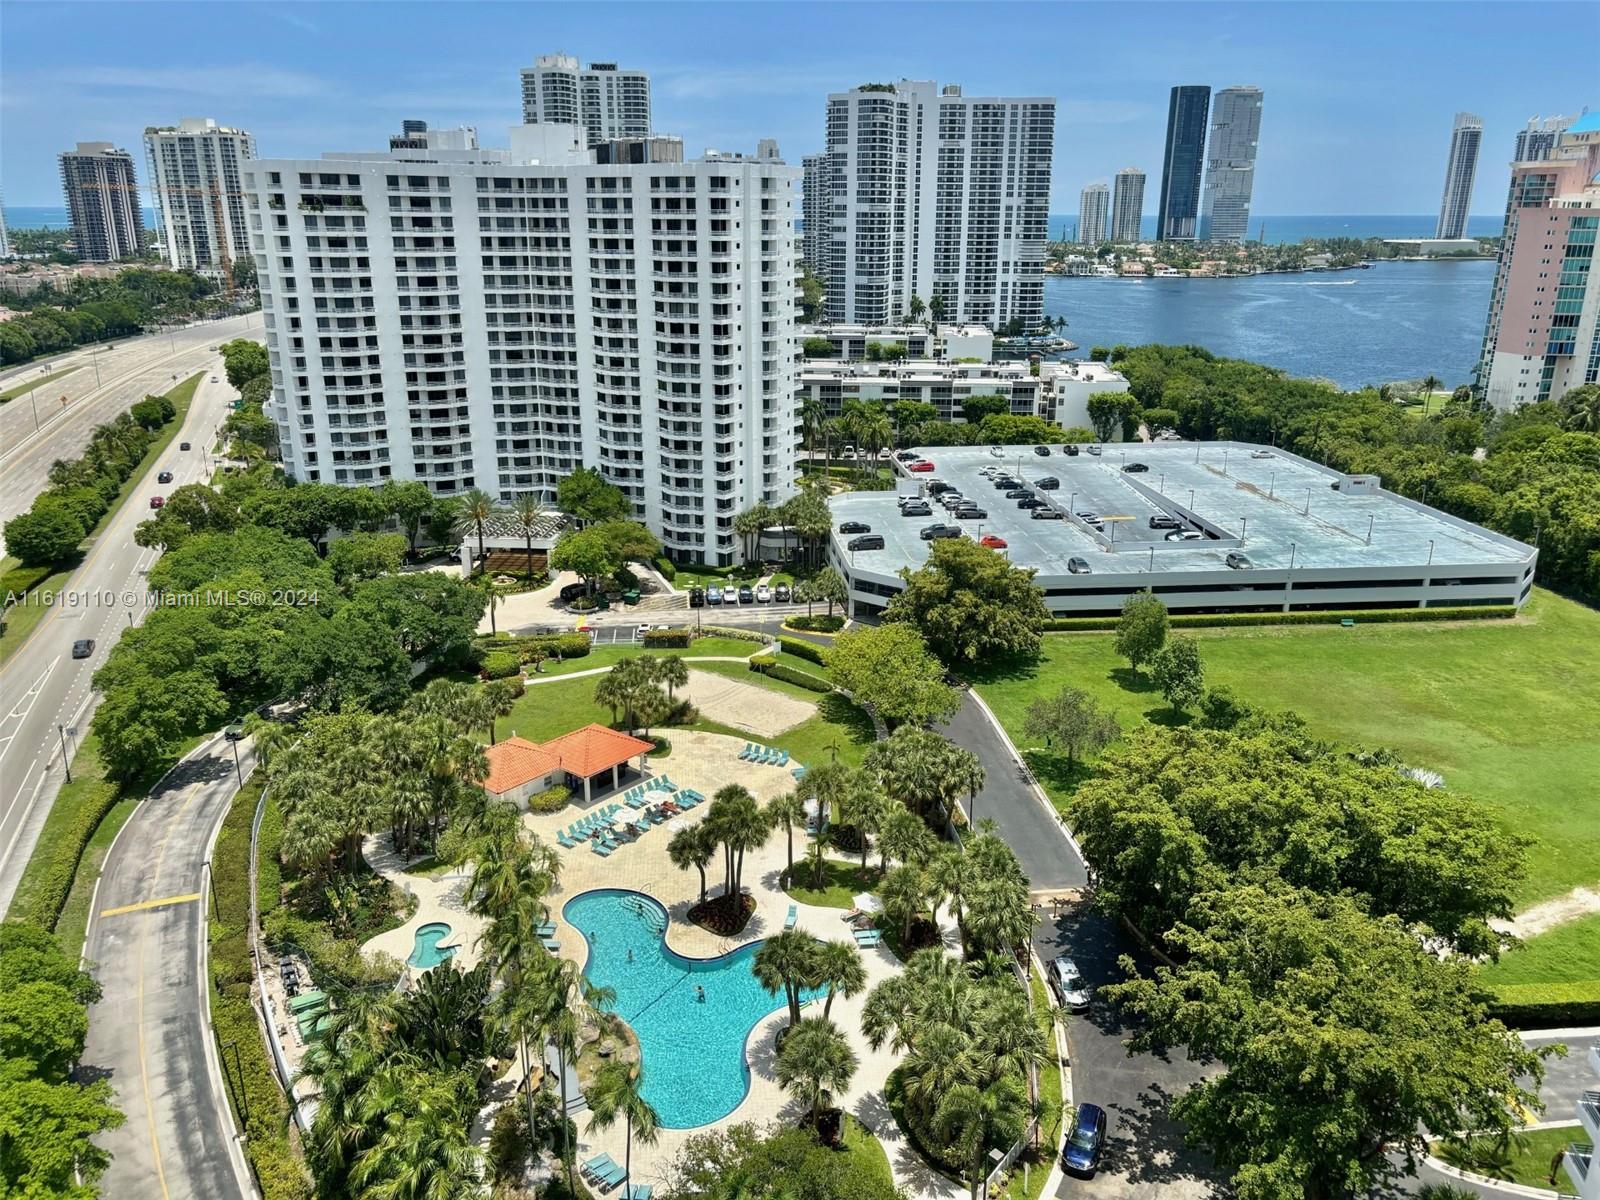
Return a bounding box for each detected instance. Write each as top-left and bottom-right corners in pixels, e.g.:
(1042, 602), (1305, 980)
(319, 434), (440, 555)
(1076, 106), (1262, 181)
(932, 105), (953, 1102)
(0, 364), (82, 403)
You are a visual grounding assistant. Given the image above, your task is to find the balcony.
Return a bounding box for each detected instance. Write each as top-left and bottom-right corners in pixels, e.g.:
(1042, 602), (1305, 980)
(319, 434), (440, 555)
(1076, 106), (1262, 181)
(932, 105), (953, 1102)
(1565, 1143), (1592, 1190)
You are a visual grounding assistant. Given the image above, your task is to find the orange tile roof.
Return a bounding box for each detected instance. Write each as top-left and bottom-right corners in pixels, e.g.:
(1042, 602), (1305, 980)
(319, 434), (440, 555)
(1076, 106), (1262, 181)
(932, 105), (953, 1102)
(483, 736), (562, 795)
(537, 723), (654, 779)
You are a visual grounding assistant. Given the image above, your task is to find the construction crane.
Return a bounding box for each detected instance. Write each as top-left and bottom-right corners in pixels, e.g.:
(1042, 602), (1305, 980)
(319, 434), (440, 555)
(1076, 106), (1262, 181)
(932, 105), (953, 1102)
(75, 177), (247, 299)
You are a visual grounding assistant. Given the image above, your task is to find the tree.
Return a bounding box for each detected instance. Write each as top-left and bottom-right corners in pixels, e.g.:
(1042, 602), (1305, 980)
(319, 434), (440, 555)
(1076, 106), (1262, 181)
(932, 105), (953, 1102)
(929, 294), (947, 325)
(1560, 383), (1600, 433)
(1107, 884), (1546, 1200)
(1087, 391), (1135, 441)
(703, 784), (770, 903)
(960, 393), (1010, 425)
(879, 862), (930, 944)
(814, 939), (868, 1020)
(935, 1078), (1028, 1200)
(1114, 591), (1169, 674)
(585, 1061), (660, 1193)
(3, 501), (84, 566)
(802, 337), (836, 358)
(1419, 373), (1443, 406)
(1151, 636), (1205, 713)
(1022, 686), (1120, 767)
(557, 466), (630, 526)
(668, 822), (716, 903)
(775, 1017), (859, 1125)
(134, 483), (241, 550)
(381, 480), (436, 555)
(508, 493), (549, 579)
(810, 564), (849, 618)
(655, 653), (689, 701)
(327, 531), (407, 586)
(766, 791), (807, 881)
(219, 338), (269, 388)
(454, 487), (498, 563)
(863, 726), (984, 822)
(826, 623), (958, 728)
(885, 536), (1049, 664)
(753, 929), (822, 1028)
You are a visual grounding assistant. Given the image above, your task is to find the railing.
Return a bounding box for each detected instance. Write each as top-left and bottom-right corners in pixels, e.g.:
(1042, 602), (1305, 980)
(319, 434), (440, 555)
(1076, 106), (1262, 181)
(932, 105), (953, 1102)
(249, 782), (314, 1132)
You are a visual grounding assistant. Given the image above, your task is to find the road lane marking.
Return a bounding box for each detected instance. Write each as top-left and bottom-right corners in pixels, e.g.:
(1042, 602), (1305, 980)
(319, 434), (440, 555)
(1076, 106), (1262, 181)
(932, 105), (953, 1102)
(99, 892), (202, 918)
(137, 929), (173, 1200)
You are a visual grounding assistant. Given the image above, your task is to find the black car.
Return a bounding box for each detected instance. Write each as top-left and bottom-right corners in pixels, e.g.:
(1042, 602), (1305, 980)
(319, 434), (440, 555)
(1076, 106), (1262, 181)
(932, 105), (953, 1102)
(558, 582), (587, 603)
(919, 523), (962, 540)
(72, 638), (95, 659)
(1035, 476), (1059, 490)
(1065, 444), (1081, 457)
(688, 587), (706, 608)
(1017, 497), (1045, 510)
(774, 583), (791, 602)
(1034, 444), (1052, 456)
(927, 481), (956, 496)
(1031, 508), (1064, 520)
(847, 534), (885, 551)
(738, 585), (754, 603)
(894, 450), (919, 461)
(157, 470), (174, 484)
(179, 441), (192, 451)
(1123, 462), (1150, 473)
(1004, 489), (1032, 500)
(224, 723), (245, 741)
(839, 521), (872, 534)
(954, 506), (987, 520)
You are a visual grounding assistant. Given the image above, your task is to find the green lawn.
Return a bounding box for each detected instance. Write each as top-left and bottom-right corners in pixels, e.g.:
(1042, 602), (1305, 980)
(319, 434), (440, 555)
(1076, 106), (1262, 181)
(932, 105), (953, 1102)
(0, 364), (82, 403)
(1433, 1126), (1582, 1193)
(1479, 914), (1600, 987)
(840, 1113), (894, 1188)
(972, 590), (1600, 909)
(783, 858), (883, 908)
(531, 638), (757, 677)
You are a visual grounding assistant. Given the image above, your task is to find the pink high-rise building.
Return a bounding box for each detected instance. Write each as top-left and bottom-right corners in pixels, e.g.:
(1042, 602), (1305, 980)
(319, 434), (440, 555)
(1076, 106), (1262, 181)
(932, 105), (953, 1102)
(1477, 111), (1600, 409)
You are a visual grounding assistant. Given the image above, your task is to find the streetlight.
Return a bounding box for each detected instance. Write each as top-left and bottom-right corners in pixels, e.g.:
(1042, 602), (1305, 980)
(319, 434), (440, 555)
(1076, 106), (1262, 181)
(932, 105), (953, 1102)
(1188, 488), (1195, 512)
(1282, 542), (1297, 613)
(1365, 515), (1374, 545)
(1268, 470), (1276, 498)
(1239, 516), (1249, 544)
(1222, 449), (1230, 475)
(1427, 539), (1435, 566)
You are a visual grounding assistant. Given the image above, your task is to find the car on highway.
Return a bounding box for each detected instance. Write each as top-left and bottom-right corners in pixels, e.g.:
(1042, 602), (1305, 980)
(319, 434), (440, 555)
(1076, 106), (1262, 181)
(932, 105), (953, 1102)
(1062, 1103), (1108, 1176)
(149, 495), (165, 509)
(179, 441), (191, 451)
(1067, 557), (1092, 574)
(1122, 462), (1150, 473)
(157, 470), (174, 484)
(689, 587), (705, 608)
(839, 521), (872, 534)
(774, 582), (791, 602)
(707, 586), (724, 605)
(737, 585), (754, 604)
(755, 584), (771, 603)
(919, 523), (962, 541)
(979, 534), (1008, 549)
(72, 638), (95, 659)
(1051, 955), (1092, 1010)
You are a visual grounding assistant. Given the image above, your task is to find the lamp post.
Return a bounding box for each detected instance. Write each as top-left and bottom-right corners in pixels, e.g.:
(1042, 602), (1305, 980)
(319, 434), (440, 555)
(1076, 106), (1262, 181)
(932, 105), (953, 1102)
(1239, 516), (1248, 544)
(1188, 488), (1195, 513)
(1222, 448), (1229, 475)
(1282, 542), (1297, 613)
(24, 364), (51, 432)
(58, 725), (73, 783)
(1365, 515), (1374, 545)
(1427, 539), (1435, 566)
(1268, 470), (1276, 498)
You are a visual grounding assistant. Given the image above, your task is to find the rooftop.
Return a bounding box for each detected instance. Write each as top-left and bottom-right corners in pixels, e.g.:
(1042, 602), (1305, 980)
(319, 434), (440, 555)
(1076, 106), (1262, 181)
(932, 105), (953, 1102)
(538, 723), (654, 780)
(483, 736), (562, 794)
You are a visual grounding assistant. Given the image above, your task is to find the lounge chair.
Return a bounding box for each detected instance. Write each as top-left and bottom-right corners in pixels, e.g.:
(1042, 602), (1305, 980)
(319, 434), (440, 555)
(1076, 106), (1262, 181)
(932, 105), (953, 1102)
(591, 842), (612, 857)
(537, 922), (556, 935)
(581, 1153), (617, 1180)
(556, 832), (575, 849)
(785, 904), (798, 930)
(626, 1185), (653, 1200)
(777, 750), (789, 766)
(542, 938), (561, 952)
(855, 932), (883, 948)
(792, 765), (807, 780)
(596, 1162), (627, 1190)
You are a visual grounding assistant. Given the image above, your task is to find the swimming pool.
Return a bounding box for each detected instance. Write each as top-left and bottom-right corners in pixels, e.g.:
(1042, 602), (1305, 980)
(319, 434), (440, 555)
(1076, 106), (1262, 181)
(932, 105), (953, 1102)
(563, 889), (821, 1128)
(407, 922), (458, 970)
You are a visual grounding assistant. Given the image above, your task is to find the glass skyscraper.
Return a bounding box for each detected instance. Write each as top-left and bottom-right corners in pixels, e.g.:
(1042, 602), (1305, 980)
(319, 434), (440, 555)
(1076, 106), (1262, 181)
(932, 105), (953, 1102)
(1436, 112), (1484, 239)
(1157, 85), (1210, 241)
(1198, 86), (1263, 243)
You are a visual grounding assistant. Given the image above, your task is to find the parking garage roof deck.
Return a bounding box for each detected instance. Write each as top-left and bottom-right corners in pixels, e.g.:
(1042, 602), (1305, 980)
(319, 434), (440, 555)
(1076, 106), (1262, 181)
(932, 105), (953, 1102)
(829, 443), (1532, 578)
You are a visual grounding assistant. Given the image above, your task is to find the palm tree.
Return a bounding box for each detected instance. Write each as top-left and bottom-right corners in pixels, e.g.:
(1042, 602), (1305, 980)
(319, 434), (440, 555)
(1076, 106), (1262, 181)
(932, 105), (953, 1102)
(926, 845), (972, 931)
(974, 988), (1050, 1111)
(655, 654), (688, 701)
(765, 791), (807, 882)
(879, 862), (930, 946)
(668, 823), (715, 903)
(840, 778), (886, 871)
(480, 678), (520, 745)
(805, 824), (835, 890)
(585, 1061), (660, 1193)
(1419, 374), (1442, 408)
(479, 578), (504, 636)
(754, 928), (821, 1029)
(706, 784), (770, 901)
(935, 1077), (1028, 1200)
(964, 875), (1036, 957)
(877, 801), (931, 872)
(814, 939), (867, 1020)
(349, 1069), (483, 1200)
(775, 1017), (859, 1126)
(800, 396), (828, 471)
(509, 493), (547, 580)
(454, 486), (498, 565)
(1563, 385), (1600, 432)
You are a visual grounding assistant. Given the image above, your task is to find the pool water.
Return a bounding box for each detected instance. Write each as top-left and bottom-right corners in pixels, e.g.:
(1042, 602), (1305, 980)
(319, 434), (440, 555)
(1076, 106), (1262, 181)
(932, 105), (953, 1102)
(407, 922), (458, 969)
(563, 889), (821, 1128)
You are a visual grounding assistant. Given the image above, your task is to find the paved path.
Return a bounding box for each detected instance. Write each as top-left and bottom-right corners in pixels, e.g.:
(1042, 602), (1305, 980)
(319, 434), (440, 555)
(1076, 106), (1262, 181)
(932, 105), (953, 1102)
(78, 733), (254, 1200)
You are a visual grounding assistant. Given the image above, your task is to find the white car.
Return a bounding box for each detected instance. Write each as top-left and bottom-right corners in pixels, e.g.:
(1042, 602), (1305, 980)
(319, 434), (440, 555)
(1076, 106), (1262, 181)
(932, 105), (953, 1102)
(1051, 956), (1092, 1011)
(1250, 449), (1274, 459)
(755, 584), (771, 603)
(211, 375), (219, 382)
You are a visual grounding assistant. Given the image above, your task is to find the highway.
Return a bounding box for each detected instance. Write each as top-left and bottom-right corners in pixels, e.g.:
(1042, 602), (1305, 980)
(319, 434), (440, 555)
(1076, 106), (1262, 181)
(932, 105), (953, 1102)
(0, 368), (242, 916)
(79, 731), (255, 1200)
(0, 312), (260, 541)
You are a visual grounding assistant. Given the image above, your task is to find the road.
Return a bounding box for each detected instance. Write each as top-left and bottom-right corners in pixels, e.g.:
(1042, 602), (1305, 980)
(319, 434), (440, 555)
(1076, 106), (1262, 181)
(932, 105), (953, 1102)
(0, 312), (260, 541)
(78, 731), (255, 1200)
(0, 368), (241, 917)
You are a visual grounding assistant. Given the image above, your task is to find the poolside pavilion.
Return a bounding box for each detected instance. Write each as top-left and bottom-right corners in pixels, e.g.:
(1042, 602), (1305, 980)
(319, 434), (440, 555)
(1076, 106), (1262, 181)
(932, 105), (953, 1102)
(484, 723), (655, 806)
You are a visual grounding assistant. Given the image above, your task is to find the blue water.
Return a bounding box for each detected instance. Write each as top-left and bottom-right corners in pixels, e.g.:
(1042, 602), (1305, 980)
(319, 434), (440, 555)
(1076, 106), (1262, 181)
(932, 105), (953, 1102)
(5, 204), (160, 230)
(407, 921), (458, 969)
(1046, 212), (1504, 244)
(563, 888), (823, 1128)
(1045, 259), (1495, 389)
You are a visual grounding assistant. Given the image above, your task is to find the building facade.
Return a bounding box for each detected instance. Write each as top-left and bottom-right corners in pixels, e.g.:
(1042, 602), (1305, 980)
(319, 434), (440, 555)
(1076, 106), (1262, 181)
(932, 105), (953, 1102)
(59, 142), (144, 262)
(799, 322), (993, 362)
(144, 118), (256, 273)
(519, 55), (651, 146)
(1513, 113), (1579, 164)
(1436, 112), (1484, 240)
(1477, 113), (1600, 409)
(821, 80), (1055, 330)
(1157, 86), (1210, 241)
(0, 192), (9, 258)
(1198, 86), (1263, 243)
(1111, 168), (1145, 243)
(801, 152), (830, 271)
(244, 124), (799, 566)
(1078, 183), (1109, 245)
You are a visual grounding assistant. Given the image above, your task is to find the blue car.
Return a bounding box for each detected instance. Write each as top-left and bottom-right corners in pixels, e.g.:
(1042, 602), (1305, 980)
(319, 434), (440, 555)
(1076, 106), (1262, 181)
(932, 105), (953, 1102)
(1062, 1102), (1107, 1175)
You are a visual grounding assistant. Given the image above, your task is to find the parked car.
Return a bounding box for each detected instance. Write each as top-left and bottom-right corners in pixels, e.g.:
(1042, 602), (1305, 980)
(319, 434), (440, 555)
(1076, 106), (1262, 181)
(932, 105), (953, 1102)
(1004, 488), (1032, 500)
(954, 506), (987, 520)
(1035, 476), (1059, 490)
(909, 460), (935, 473)
(1148, 515), (1182, 530)
(157, 470), (174, 484)
(1122, 462), (1150, 473)
(900, 503), (932, 517)
(1062, 1103), (1108, 1176)
(847, 534), (885, 551)
(179, 441), (191, 451)
(1251, 449), (1274, 459)
(1067, 557), (1092, 575)
(72, 638), (95, 659)
(1065, 444), (1081, 457)
(1087, 445), (1102, 456)
(839, 521), (872, 534)
(738, 585), (754, 603)
(878, 447), (893, 460)
(895, 450), (919, 462)
(224, 723), (245, 741)
(707, 586), (724, 605)
(1165, 529), (1205, 541)
(989, 445), (1005, 457)
(149, 495), (165, 509)
(1031, 508), (1064, 520)
(979, 534), (1008, 549)
(842, 444), (856, 458)
(688, 587), (705, 608)
(1051, 956), (1092, 1010)
(919, 523), (962, 540)
(1226, 552), (1254, 569)
(1017, 497), (1045, 510)
(1034, 444), (1052, 456)
(927, 480), (956, 495)
(774, 583), (791, 602)
(755, 584), (771, 603)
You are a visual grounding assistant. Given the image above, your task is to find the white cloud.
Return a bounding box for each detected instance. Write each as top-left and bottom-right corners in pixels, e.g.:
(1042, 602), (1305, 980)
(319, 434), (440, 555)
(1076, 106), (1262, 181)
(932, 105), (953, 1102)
(46, 64), (332, 100)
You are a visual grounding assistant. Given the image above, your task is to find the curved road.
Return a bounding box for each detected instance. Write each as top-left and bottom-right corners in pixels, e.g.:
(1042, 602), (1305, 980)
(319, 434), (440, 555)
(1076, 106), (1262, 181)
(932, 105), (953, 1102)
(79, 732), (255, 1200)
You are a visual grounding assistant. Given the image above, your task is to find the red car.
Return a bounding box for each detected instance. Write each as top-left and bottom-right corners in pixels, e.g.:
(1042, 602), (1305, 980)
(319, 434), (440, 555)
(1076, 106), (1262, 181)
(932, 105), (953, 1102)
(149, 496), (165, 509)
(980, 534), (1008, 549)
(908, 460), (935, 473)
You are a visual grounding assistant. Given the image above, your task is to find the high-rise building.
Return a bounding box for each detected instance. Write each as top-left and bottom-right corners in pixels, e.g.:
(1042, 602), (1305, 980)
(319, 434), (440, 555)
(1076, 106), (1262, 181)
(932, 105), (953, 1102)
(822, 80), (1055, 329)
(1078, 183), (1109, 244)
(59, 142), (144, 262)
(1436, 112), (1484, 239)
(1111, 168), (1145, 243)
(244, 123), (799, 566)
(1513, 113), (1579, 163)
(1476, 113), (1600, 409)
(0, 192), (9, 258)
(1199, 86), (1263, 242)
(389, 120), (478, 152)
(519, 54), (651, 146)
(801, 152), (830, 271)
(1157, 86), (1210, 241)
(144, 118), (256, 273)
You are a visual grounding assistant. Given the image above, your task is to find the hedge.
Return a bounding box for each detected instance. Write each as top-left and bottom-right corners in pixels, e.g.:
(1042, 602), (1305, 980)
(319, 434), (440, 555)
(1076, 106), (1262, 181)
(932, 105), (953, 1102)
(1485, 981), (1600, 1029)
(1042, 605), (1519, 633)
(642, 627), (692, 648)
(695, 624), (772, 645)
(778, 636), (827, 666)
(478, 631), (591, 662)
(481, 651), (521, 679)
(785, 614), (845, 633)
(752, 660), (834, 693)
(12, 745), (121, 931)
(653, 555), (677, 582)
(527, 784), (571, 813)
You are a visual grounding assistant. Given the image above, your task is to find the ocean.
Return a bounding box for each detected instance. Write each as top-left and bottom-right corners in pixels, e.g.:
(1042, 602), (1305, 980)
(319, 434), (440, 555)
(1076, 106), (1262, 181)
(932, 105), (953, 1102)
(5, 204), (160, 230)
(1046, 213), (1504, 244)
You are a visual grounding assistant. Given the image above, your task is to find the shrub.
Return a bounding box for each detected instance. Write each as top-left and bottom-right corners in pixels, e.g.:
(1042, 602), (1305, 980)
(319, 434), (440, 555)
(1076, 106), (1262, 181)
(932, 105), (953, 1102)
(695, 624), (772, 644)
(1, 562), (54, 601)
(777, 635), (828, 666)
(665, 699), (699, 726)
(764, 663), (833, 693)
(749, 652), (778, 671)
(647, 735), (671, 757)
(15, 773), (119, 931)
(653, 555), (677, 581)
(479, 631), (592, 662)
(786, 614), (845, 633)
(1486, 981), (1600, 1028)
(481, 651), (521, 680)
(642, 627), (691, 648)
(1041, 605), (1518, 633)
(526, 784), (571, 813)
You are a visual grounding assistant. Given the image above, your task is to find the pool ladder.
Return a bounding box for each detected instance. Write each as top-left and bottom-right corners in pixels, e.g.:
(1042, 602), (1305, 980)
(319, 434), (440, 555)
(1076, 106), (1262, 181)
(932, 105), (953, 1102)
(623, 896), (666, 935)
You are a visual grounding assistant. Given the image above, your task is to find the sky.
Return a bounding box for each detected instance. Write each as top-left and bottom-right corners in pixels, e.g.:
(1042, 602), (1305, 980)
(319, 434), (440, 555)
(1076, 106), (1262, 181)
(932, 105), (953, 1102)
(2, 0), (1596, 215)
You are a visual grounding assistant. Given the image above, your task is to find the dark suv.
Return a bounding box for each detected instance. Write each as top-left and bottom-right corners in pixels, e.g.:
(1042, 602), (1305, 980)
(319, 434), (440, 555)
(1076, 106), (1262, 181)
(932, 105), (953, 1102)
(839, 521), (872, 534)
(688, 587), (705, 608)
(848, 534), (885, 551)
